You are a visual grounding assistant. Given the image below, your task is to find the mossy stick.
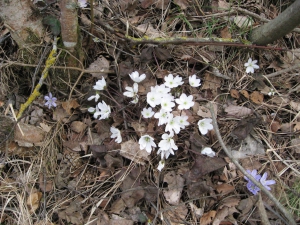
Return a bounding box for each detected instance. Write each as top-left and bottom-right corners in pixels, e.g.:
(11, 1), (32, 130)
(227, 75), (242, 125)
(16, 38), (58, 120)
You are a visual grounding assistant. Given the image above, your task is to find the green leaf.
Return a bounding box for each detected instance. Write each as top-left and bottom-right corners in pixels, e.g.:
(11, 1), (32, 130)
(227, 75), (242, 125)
(42, 16), (61, 36)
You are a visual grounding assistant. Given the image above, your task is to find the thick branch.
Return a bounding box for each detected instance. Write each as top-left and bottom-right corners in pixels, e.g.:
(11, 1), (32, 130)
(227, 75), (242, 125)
(250, 0), (300, 45)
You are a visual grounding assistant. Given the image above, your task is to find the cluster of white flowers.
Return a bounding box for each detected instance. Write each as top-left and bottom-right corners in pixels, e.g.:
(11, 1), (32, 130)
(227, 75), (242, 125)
(88, 71), (216, 171)
(122, 72), (215, 171)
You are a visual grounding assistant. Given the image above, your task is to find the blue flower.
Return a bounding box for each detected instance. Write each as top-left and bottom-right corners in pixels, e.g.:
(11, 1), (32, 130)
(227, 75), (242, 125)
(260, 172), (276, 191)
(244, 170), (276, 195)
(44, 93), (57, 109)
(244, 170), (261, 195)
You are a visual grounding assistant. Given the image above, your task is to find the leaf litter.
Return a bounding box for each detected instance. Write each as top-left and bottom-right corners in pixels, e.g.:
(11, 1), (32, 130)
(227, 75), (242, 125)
(1, 0), (300, 224)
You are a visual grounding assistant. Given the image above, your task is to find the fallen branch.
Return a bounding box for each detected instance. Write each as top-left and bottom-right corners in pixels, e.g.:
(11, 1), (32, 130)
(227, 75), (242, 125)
(208, 102), (296, 225)
(16, 37), (58, 120)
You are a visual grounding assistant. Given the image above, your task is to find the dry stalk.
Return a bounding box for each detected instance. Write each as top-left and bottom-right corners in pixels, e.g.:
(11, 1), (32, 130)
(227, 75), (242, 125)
(208, 102), (296, 225)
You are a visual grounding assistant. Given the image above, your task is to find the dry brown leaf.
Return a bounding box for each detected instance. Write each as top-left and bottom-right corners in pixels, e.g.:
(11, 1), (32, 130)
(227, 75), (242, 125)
(39, 122), (51, 132)
(215, 183), (235, 195)
(220, 196), (240, 209)
(231, 117), (259, 140)
(38, 174), (53, 192)
(27, 192), (42, 213)
(163, 171), (185, 205)
(86, 56), (110, 79)
(120, 140), (150, 165)
(232, 16), (253, 28)
(202, 72), (221, 96)
(212, 206), (238, 225)
(240, 90), (249, 99)
(231, 135), (265, 159)
(218, 0), (231, 10)
(131, 122), (147, 137)
(136, 23), (163, 38)
(294, 122), (300, 132)
(270, 120), (281, 133)
(250, 91), (264, 104)
(110, 214), (134, 225)
(52, 106), (69, 121)
(290, 101), (300, 111)
(220, 27), (231, 39)
(189, 202), (204, 219)
(230, 89), (240, 99)
(291, 138), (300, 153)
(70, 121), (87, 133)
(140, 0), (155, 8)
(197, 102), (218, 118)
(224, 105), (253, 118)
(61, 99), (80, 115)
(164, 204), (188, 224)
(14, 123), (46, 147)
(154, 0), (170, 9)
(200, 211), (216, 225)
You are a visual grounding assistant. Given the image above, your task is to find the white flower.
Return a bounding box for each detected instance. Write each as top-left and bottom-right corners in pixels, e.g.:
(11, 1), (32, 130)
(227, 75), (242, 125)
(123, 83), (138, 98)
(141, 107), (155, 118)
(147, 91), (161, 107)
(198, 118), (213, 135)
(164, 74), (183, 88)
(160, 97), (175, 112)
(88, 107), (95, 113)
(175, 93), (194, 110)
(88, 93), (100, 102)
(155, 84), (170, 95)
(244, 58), (259, 74)
(139, 135), (156, 153)
(78, 0), (87, 8)
(201, 147), (216, 157)
(110, 126), (122, 143)
(158, 133), (178, 151)
(93, 77), (106, 90)
(157, 160), (165, 171)
(178, 115), (189, 129)
(154, 109), (171, 126)
(268, 89), (275, 96)
(97, 101), (111, 120)
(165, 114), (181, 134)
(189, 74), (201, 87)
(93, 106), (102, 119)
(157, 147), (175, 159)
(129, 71), (146, 83)
(130, 96), (139, 104)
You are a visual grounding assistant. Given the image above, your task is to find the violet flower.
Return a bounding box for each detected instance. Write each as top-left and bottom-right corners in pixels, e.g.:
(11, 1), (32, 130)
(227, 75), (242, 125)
(260, 172), (276, 191)
(44, 93), (57, 109)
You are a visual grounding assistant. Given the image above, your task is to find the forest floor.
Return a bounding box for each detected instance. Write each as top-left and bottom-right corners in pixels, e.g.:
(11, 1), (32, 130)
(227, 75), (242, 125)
(1, 0), (300, 224)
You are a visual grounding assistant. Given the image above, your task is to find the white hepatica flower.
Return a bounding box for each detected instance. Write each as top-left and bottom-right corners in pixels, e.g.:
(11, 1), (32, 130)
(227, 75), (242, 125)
(198, 118), (213, 135)
(175, 93), (194, 110)
(155, 84), (170, 95)
(158, 133), (178, 151)
(165, 114), (181, 134)
(157, 160), (165, 171)
(157, 147), (175, 159)
(154, 109), (171, 126)
(141, 107), (155, 118)
(97, 101), (111, 120)
(189, 74), (201, 87)
(130, 96), (139, 104)
(164, 74), (183, 88)
(129, 71), (146, 83)
(147, 91), (161, 107)
(139, 135), (156, 153)
(201, 147), (216, 157)
(93, 77), (106, 90)
(88, 93), (100, 102)
(178, 115), (189, 129)
(160, 96), (175, 112)
(123, 82), (138, 98)
(110, 126), (122, 143)
(88, 106), (95, 113)
(244, 58), (259, 74)
(268, 89), (275, 96)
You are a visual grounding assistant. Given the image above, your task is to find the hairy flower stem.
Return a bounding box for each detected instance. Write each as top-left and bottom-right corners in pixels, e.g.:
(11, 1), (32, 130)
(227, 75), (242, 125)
(209, 102), (296, 225)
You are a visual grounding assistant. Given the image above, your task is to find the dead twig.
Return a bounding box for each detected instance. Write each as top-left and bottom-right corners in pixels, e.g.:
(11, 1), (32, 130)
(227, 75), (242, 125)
(208, 102), (296, 225)
(264, 64), (300, 78)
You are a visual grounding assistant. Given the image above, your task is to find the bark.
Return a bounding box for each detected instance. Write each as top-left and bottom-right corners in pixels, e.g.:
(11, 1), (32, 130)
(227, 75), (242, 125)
(0, 0), (44, 47)
(250, 0), (300, 45)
